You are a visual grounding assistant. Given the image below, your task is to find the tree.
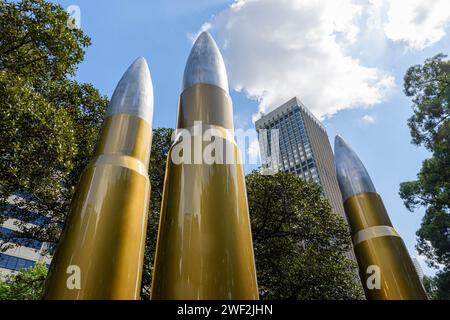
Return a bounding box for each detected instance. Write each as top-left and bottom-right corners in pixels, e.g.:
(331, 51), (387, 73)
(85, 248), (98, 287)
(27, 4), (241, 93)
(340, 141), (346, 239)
(141, 128), (174, 299)
(423, 274), (450, 300)
(399, 53), (450, 299)
(246, 171), (364, 300)
(0, 0), (108, 250)
(0, 0), (89, 84)
(0, 261), (48, 300)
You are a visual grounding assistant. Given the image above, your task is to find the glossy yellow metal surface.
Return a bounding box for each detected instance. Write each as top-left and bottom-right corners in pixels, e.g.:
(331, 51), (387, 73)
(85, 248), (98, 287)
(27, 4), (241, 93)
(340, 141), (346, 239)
(151, 84), (259, 300)
(344, 192), (427, 300)
(177, 84), (234, 130)
(43, 114), (152, 300)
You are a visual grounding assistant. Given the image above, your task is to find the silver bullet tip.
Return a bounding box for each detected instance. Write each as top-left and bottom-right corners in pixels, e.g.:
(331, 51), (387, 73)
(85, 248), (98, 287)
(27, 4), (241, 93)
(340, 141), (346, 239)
(106, 56), (154, 125)
(182, 31), (229, 93)
(334, 135), (376, 201)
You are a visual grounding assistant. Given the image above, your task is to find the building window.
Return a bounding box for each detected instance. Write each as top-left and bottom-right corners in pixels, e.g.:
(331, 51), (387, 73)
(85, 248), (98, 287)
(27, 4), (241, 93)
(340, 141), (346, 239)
(0, 227), (42, 250)
(0, 205), (49, 227)
(0, 254), (35, 271)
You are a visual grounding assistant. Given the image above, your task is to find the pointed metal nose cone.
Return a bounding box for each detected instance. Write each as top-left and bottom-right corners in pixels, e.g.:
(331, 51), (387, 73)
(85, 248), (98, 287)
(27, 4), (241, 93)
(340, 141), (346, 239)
(106, 56), (154, 125)
(182, 31), (229, 93)
(335, 135), (376, 201)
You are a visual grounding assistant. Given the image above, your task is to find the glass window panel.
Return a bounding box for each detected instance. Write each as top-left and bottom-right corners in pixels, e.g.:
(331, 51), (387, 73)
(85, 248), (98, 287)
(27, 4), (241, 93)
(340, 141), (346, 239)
(0, 254), (8, 268)
(16, 259), (27, 270)
(6, 256), (17, 270)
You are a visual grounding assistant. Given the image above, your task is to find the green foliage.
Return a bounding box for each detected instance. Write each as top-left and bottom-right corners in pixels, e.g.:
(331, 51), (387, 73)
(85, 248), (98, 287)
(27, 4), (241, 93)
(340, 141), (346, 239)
(0, 0), (108, 249)
(403, 53), (450, 150)
(246, 171), (364, 300)
(422, 275), (435, 298)
(141, 128), (174, 299)
(399, 53), (450, 299)
(0, 0), (90, 83)
(0, 261), (48, 300)
(423, 271), (450, 300)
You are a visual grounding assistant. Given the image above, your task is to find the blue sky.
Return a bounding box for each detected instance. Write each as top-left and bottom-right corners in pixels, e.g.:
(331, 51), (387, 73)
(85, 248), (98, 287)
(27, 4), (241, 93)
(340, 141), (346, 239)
(52, 0), (450, 276)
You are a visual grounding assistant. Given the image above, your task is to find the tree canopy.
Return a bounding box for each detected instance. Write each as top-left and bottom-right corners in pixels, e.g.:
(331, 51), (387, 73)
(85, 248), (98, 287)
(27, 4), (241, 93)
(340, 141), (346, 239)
(246, 171), (363, 299)
(399, 53), (450, 299)
(0, 0), (90, 83)
(0, 261), (48, 300)
(0, 0), (108, 250)
(141, 128), (174, 299)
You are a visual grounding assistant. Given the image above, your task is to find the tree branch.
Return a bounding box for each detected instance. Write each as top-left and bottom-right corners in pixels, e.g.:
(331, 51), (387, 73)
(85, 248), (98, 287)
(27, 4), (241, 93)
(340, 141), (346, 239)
(0, 32), (32, 55)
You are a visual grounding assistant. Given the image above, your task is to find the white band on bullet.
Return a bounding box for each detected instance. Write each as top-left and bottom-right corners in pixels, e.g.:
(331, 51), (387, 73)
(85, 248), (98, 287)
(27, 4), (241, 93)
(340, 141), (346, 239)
(174, 124), (235, 142)
(90, 154), (148, 177)
(353, 225), (400, 246)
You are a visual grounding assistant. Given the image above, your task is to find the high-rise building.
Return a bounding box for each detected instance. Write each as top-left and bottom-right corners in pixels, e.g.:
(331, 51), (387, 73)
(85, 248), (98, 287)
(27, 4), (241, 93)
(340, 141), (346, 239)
(412, 257), (425, 283)
(255, 97), (355, 260)
(0, 197), (52, 277)
(256, 98), (346, 221)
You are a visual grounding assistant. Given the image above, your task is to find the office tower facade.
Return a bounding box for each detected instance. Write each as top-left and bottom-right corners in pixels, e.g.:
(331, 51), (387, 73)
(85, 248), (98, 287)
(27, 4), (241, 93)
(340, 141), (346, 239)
(0, 197), (52, 277)
(255, 97), (347, 223)
(412, 257), (425, 282)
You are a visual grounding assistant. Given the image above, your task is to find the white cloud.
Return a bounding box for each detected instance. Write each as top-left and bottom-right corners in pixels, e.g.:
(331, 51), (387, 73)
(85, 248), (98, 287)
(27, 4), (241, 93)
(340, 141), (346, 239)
(201, 0), (395, 120)
(188, 22), (213, 43)
(414, 254), (442, 277)
(248, 138), (261, 164)
(361, 114), (376, 125)
(383, 0), (450, 50)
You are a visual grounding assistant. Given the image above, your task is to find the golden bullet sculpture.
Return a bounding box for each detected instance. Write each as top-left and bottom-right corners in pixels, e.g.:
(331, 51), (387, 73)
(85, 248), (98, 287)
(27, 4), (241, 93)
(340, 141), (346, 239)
(43, 57), (154, 300)
(335, 135), (427, 300)
(151, 31), (259, 300)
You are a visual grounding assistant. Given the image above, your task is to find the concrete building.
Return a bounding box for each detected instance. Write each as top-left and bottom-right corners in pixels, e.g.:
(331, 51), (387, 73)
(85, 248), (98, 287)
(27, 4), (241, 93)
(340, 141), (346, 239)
(412, 257), (425, 283)
(255, 97), (355, 260)
(0, 197), (52, 277)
